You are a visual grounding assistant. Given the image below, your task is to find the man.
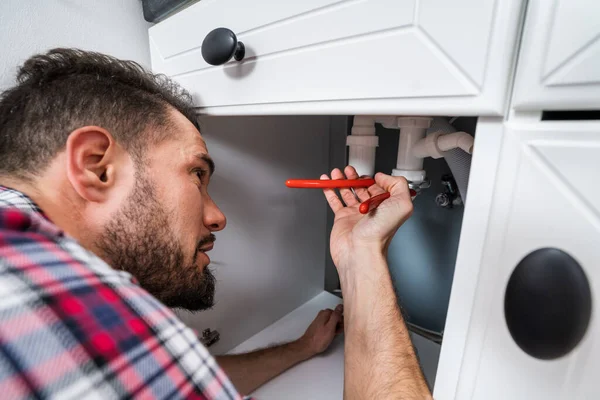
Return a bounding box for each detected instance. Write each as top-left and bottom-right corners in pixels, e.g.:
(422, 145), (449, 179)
(0, 49), (430, 399)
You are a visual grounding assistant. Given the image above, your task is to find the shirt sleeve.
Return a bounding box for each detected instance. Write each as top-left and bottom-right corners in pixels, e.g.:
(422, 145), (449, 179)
(0, 219), (246, 400)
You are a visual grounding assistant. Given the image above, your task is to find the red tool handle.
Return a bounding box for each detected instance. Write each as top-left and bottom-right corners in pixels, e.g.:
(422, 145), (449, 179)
(287, 179), (417, 214)
(286, 179), (375, 189)
(359, 189), (416, 214)
(359, 192), (391, 214)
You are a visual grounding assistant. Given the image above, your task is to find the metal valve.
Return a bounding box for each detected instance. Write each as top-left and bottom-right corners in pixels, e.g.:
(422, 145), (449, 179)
(408, 180), (431, 196)
(435, 174), (462, 209)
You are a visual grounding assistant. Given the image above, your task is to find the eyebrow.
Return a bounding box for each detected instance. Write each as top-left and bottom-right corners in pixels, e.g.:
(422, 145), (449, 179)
(195, 154), (215, 176)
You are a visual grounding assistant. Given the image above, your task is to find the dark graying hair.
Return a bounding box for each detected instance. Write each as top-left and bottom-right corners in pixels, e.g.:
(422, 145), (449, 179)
(0, 48), (197, 180)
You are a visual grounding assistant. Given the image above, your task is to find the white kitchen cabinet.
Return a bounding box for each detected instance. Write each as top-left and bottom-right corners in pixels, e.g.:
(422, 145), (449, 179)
(148, 2), (600, 398)
(442, 120), (600, 400)
(149, 0), (524, 116)
(512, 0), (600, 110)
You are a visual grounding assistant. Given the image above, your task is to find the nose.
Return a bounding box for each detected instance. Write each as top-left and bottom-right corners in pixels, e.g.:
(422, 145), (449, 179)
(203, 195), (226, 232)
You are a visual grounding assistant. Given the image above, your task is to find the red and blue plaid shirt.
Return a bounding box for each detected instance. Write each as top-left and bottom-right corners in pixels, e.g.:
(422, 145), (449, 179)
(0, 185), (248, 399)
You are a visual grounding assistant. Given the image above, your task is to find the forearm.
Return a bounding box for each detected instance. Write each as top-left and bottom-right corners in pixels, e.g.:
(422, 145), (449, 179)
(216, 340), (311, 395)
(340, 249), (431, 400)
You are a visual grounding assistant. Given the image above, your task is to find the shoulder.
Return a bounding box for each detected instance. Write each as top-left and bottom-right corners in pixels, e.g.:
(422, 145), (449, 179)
(0, 207), (242, 399)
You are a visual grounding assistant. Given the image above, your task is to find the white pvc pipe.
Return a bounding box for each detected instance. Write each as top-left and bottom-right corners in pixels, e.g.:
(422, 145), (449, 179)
(412, 131), (474, 159)
(425, 117), (473, 202)
(396, 125), (428, 171)
(392, 117), (432, 183)
(348, 144), (376, 177)
(412, 132), (443, 159)
(347, 116), (378, 177)
(437, 131), (474, 154)
(351, 116), (376, 134)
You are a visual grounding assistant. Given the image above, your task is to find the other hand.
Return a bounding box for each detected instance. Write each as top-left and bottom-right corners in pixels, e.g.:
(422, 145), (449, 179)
(321, 166), (414, 273)
(298, 305), (343, 357)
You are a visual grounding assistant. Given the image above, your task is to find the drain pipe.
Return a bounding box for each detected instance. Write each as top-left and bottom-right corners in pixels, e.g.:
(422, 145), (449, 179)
(391, 117), (432, 184)
(423, 117), (473, 202)
(347, 116), (378, 177)
(412, 131), (474, 159)
(348, 116), (433, 184)
(347, 116), (472, 201)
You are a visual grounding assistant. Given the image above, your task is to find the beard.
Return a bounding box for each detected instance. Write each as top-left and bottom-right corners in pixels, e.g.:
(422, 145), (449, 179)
(96, 172), (215, 311)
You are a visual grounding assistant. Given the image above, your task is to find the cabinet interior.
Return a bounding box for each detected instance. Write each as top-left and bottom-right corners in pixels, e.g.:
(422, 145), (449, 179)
(175, 114), (477, 393)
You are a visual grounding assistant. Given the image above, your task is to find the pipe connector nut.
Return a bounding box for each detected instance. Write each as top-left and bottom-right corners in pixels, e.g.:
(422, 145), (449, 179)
(346, 135), (379, 147)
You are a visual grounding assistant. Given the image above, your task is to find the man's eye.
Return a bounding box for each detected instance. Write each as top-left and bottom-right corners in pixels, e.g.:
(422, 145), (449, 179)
(195, 170), (207, 183)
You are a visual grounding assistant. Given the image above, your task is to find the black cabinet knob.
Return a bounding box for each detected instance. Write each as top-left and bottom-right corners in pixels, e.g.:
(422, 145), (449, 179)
(201, 27), (245, 66)
(505, 248), (592, 360)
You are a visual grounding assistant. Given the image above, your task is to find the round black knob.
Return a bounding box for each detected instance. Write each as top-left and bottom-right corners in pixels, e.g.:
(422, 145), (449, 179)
(201, 28), (245, 66)
(504, 248), (592, 360)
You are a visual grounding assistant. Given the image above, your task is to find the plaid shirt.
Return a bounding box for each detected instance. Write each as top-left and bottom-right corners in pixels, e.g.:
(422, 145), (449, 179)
(0, 186), (248, 399)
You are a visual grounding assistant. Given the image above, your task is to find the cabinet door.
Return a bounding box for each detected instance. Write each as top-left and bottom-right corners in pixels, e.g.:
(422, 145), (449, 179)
(512, 0), (600, 110)
(458, 121), (600, 399)
(149, 0), (523, 115)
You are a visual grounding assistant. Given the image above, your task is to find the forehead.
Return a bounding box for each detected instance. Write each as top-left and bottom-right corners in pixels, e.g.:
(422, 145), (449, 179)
(167, 108), (208, 156)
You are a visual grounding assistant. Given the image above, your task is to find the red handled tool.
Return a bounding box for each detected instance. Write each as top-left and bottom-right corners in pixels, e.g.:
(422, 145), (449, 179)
(357, 189), (416, 214)
(286, 179), (414, 214)
(358, 192), (391, 214)
(285, 179), (375, 189)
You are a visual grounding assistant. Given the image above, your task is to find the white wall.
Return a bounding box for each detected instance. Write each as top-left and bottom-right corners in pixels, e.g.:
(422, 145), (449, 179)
(178, 116), (331, 354)
(0, 0), (151, 89)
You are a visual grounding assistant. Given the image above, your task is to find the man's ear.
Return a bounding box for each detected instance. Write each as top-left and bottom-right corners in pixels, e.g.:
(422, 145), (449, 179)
(65, 126), (119, 203)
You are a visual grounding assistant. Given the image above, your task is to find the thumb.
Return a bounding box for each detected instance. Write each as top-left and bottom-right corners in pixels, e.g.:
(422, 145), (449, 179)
(374, 173), (411, 199)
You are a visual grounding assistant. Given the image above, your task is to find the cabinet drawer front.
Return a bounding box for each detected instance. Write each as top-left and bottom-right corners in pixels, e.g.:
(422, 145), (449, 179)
(462, 122), (600, 399)
(513, 0), (600, 110)
(149, 0), (523, 115)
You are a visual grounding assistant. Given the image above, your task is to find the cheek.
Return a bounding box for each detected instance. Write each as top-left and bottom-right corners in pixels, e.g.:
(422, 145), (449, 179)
(174, 184), (205, 240)
(154, 173), (205, 248)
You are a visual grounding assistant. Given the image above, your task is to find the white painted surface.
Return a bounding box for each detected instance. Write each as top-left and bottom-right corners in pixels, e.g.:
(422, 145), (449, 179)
(512, 0), (600, 110)
(452, 121), (600, 399)
(434, 117), (505, 400)
(0, 0), (151, 90)
(230, 291), (441, 399)
(176, 116), (331, 355)
(149, 0), (524, 115)
(230, 291), (344, 400)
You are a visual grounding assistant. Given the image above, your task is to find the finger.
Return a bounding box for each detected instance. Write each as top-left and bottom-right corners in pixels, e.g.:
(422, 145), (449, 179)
(320, 174), (344, 213)
(326, 308), (342, 331)
(335, 304), (343, 314)
(344, 166), (370, 202)
(374, 173), (411, 200)
(317, 309), (333, 324)
(336, 320), (344, 335)
(367, 183), (387, 197)
(330, 168), (358, 207)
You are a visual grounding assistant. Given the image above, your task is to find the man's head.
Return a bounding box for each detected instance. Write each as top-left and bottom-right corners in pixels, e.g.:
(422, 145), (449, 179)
(0, 48), (226, 310)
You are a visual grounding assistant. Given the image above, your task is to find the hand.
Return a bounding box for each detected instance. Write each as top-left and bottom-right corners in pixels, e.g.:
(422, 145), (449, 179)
(321, 166), (414, 273)
(298, 305), (344, 357)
